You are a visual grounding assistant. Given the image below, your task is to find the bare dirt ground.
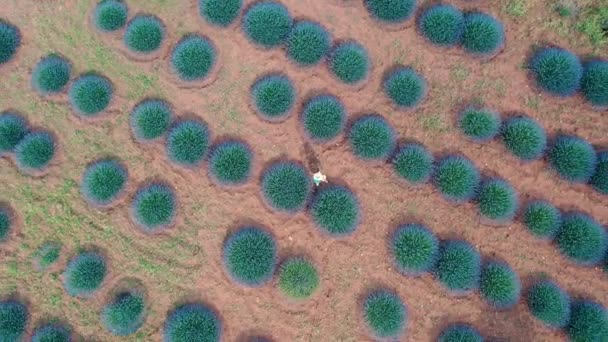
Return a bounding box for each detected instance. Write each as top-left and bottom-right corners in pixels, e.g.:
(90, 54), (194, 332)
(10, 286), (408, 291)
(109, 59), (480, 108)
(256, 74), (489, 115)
(0, 0), (606, 341)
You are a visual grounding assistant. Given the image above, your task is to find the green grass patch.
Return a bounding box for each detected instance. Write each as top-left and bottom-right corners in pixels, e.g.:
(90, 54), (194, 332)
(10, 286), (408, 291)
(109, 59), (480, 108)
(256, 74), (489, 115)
(278, 257), (319, 299)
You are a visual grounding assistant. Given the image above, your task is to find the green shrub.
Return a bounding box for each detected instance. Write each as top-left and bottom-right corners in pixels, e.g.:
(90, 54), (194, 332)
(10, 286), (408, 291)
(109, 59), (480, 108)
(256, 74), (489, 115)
(433, 155), (480, 202)
(81, 159), (127, 206)
(458, 107), (501, 142)
(131, 183), (176, 232)
(69, 74), (113, 116)
(526, 279), (571, 328)
(171, 35), (216, 81)
(208, 140), (252, 185)
(529, 47), (582, 96)
(556, 212), (607, 265)
(94, 0), (128, 32)
(329, 42), (370, 84)
(438, 324), (483, 342)
(461, 13), (505, 55)
(522, 200), (561, 239)
(300, 95), (346, 141)
(566, 300), (608, 342)
(242, 2), (292, 48)
(278, 257), (319, 299)
(223, 226), (277, 286)
(590, 151), (608, 194)
(548, 135), (597, 183)
(0, 20), (20, 64)
(576, 6), (608, 48)
(309, 185), (359, 236)
(392, 143), (434, 184)
(0, 207), (11, 242)
(434, 240), (481, 293)
(383, 66), (426, 108)
(251, 74), (295, 121)
(390, 223), (439, 276)
(348, 115), (396, 160)
(417, 5), (464, 47)
(199, 0), (242, 27)
(166, 121), (210, 167)
(14, 131), (56, 172)
(32, 55), (71, 94)
(0, 301), (28, 341)
(32, 324), (71, 342)
(130, 99), (173, 141)
(261, 161), (311, 213)
(476, 178), (518, 222)
(63, 251), (107, 297)
(0, 112), (28, 154)
(102, 291), (146, 336)
(363, 290), (406, 339)
(581, 60), (608, 107)
(364, 0), (416, 23)
(164, 304), (221, 342)
(479, 261), (520, 308)
(286, 21), (330, 66)
(35, 242), (62, 271)
(501, 117), (546, 161)
(124, 15), (165, 53)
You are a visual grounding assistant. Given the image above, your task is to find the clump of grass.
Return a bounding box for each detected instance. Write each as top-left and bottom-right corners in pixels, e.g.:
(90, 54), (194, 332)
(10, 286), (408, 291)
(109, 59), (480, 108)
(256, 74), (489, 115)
(286, 21), (330, 66)
(164, 304), (221, 342)
(0, 111), (28, 154)
(590, 151), (608, 195)
(476, 178), (518, 222)
(433, 155), (480, 202)
(522, 200), (561, 239)
(171, 34), (216, 82)
(417, 4), (464, 47)
(0, 301), (28, 341)
(300, 94), (346, 142)
(348, 115), (396, 160)
(526, 279), (571, 329)
(63, 251), (107, 297)
(242, 1), (292, 48)
(32, 55), (71, 94)
(35, 242), (62, 271)
(576, 6), (608, 48)
(390, 223), (439, 276)
(364, 0), (417, 24)
(94, 0), (128, 32)
(556, 212), (607, 265)
(32, 324), (71, 342)
(392, 143), (433, 184)
(124, 15), (165, 53)
(581, 60), (608, 108)
(566, 300), (608, 342)
(131, 183), (176, 232)
(199, 0), (242, 27)
(69, 74), (113, 116)
(501, 116), (547, 161)
(278, 257), (319, 299)
(166, 120), (210, 167)
(0, 20), (20, 64)
(529, 47), (582, 97)
(328, 41), (370, 84)
(458, 107), (501, 142)
(81, 159), (127, 206)
(461, 12), (505, 56)
(14, 131), (56, 172)
(548, 135), (597, 183)
(208, 140), (252, 185)
(309, 185), (359, 236)
(479, 261), (521, 309)
(251, 74), (295, 121)
(261, 161), (311, 213)
(383, 66), (427, 108)
(434, 240), (481, 293)
(363, 290), (407, 339)
(130, 99), (173, 141)
(0, 207), (12, 242)
(102, 291), (146, 336)
(223, 226), (277, 286)
(438, 324), (483, 342)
